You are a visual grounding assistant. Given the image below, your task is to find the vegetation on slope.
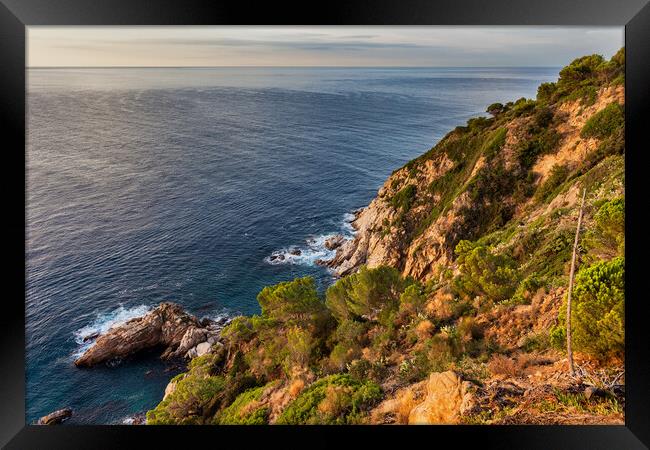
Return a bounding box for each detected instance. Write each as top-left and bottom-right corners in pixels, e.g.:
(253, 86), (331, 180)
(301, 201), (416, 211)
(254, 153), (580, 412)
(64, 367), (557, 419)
(147, 49), (626, 425)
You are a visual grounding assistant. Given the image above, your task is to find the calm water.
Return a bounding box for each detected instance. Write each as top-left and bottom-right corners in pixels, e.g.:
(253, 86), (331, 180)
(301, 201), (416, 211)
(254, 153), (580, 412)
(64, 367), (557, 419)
(26, 66), (559, 423)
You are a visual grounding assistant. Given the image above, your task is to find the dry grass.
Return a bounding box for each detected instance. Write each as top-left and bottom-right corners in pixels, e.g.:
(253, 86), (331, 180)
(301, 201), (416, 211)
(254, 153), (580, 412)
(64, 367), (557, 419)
(425, 290), (454, 321)
(415, 320), (435, 340)
(318, 386), (351, 417)
(288, 379), (305, 398)
(487, 353), (541, 378)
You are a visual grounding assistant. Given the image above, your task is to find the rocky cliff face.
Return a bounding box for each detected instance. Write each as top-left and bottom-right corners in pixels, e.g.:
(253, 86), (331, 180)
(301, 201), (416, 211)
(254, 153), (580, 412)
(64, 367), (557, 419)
(329, 84), (624, 282)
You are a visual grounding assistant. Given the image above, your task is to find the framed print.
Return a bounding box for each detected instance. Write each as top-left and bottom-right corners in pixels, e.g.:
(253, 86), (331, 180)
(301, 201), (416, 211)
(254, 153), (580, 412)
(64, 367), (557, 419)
(1, 0), (649, 448)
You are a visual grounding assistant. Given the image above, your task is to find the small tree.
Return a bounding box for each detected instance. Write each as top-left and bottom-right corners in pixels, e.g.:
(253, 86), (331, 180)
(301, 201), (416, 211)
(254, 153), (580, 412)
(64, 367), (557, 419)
(486, 102), (504, 116)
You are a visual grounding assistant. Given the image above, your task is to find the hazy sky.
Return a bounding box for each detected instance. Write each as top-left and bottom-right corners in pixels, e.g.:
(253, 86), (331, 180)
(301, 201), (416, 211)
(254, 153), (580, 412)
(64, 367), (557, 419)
(28, 26), (624, 67)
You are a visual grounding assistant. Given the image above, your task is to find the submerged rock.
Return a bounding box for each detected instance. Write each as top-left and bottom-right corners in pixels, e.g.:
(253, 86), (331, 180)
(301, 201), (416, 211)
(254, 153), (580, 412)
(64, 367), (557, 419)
(74, 302), (220, 367)
(38, 408), (72, 425)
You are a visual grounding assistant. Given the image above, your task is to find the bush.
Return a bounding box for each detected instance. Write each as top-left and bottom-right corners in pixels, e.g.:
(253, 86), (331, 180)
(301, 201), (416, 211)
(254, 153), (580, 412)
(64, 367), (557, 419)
(516, 129), (561, 170)
(510, 98), (536, 117)
(550, 258), (624, 357)
(581, 103), (624, 140)
(509, 275), (544, 305)
(325, 266), (414, 321)
(559, 54), (606, 84)
(535, 164), (569, 203)
(537, 82), (557, 104)
(398, 284), (428, 317)
(390, 184), (417, 211)
(215, 384), (272, 425)
(399, 335), (456, 383)
(276, 374), (382, 424)
(221, 316), (255, 343)
(285, 326), (317, 372)
(146, 373), (226, 424)
(453, 241), (520, 302)
(481, 127), (507, 160)
(257, 276), (327, 324)
(585, 197), (625, 258)
(486, 102), (504, 116)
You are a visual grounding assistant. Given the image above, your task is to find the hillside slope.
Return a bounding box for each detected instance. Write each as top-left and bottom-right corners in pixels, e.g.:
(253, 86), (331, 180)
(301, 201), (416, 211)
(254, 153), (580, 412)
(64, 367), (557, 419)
(145, 50), (625, 426)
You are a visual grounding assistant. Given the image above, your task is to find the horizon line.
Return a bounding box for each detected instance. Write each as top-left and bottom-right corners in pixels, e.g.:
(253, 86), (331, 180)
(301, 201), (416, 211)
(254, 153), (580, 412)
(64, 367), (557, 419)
(28, 65), (564, 69)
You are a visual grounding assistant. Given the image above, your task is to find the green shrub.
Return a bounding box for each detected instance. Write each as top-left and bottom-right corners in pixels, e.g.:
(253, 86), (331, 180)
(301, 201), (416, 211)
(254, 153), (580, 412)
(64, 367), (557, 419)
(486, 102), (504, 116)
(285, 325), (317, 371)
(559, 54), (606, 85)
(510, 98), (536, 117)
(453, 241), (520, 302)
(550, 257), (624, 357)
(520, 331), (551, 353)
(481, 127), (507, 160)
(325, 266), (414, 321)
(537, 82), (557, 104)
(585, 197), (625, 258)
(215, 383), (273, 425)
(221, 316), (255, 343)
(390, 184), (417, 211)
(516, 129), (561, 170)
(347, 358), (389, 383)
(276, 374), (382, 424)
(467, 116), (492, 131)
(535, 164), (569, 203)
(146, 374), (226, 424)
(509, 275), (544, 305)
(398, 283), (428, 317)
(581, 103), (624, 140)
(399, 335), (456, 383)
(257, 276), (327, 324)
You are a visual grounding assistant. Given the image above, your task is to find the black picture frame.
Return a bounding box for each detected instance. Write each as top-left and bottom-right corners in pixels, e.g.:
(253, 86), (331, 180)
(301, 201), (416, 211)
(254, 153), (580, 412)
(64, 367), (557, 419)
(1, 1), (648, 448)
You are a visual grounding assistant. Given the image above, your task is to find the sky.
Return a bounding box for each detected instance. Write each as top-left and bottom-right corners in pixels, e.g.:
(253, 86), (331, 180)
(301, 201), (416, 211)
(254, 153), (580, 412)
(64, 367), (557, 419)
(27, 26), (624, 68)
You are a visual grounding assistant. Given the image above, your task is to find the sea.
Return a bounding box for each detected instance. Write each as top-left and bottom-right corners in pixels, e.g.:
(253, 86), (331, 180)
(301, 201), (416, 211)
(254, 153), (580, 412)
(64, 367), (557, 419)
(26, 66), (560, 424)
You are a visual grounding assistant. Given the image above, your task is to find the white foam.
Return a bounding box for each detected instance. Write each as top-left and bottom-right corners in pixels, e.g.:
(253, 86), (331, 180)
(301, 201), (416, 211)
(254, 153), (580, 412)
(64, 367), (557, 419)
(265, 210), (359, 267)
(72, 304), (151, 359)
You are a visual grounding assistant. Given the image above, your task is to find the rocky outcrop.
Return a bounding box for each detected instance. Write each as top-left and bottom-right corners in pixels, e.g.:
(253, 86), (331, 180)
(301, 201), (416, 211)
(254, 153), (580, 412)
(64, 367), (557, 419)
(370, 371), (477, 424)
(408, 371), (477, 424)
(74, 302), (223, 367)
(38, 408), (72, 425)
(327, 84), (624, 282)
(324, 234), (345, 251)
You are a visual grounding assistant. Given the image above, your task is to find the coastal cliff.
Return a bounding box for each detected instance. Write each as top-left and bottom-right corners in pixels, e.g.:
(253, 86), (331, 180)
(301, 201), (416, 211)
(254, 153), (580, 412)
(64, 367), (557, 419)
(138, 50), (625, 425)
(328, 77), (623, 282)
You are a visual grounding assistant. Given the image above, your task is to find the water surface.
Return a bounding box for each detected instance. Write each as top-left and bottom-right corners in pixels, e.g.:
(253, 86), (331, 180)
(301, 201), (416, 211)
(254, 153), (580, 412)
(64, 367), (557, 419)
(26, 66), (560, 423)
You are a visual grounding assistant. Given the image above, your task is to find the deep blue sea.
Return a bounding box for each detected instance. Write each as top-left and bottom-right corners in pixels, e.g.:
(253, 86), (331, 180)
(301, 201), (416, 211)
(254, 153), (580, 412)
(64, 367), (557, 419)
(26, 66), (560, 424)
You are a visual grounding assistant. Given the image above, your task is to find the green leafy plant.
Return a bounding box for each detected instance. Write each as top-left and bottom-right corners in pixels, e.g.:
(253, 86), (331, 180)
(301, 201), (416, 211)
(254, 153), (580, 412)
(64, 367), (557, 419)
(550, 257), (624, 357)
(276, 374), (382, 424)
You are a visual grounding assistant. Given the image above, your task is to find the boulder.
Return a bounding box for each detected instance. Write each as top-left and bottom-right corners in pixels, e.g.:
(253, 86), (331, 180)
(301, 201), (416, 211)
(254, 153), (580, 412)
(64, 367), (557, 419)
(408, 371), (477, 424)
(195, 342), (212, 357)
(172, 327), (209, 358)
(74, 302), (212, 367)
(324, 234), (346, 250)
(38, 408), (72, 425)
(163, 377), (181, 401)
(289, 248), (302, 256)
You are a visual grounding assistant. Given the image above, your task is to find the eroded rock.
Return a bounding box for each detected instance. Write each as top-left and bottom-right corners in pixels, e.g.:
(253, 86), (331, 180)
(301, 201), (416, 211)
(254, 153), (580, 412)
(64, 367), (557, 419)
(38, 408), (72, 425)
(408, 371), (477, 424)
(324, 234), (346, 251)
(74, 302), (219, 367)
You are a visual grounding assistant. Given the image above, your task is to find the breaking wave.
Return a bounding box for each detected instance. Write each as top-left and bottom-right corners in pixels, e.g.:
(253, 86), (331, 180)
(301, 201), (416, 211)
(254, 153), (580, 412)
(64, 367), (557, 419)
(264, 211), (359, 267)
(72, 304), (151, 359)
